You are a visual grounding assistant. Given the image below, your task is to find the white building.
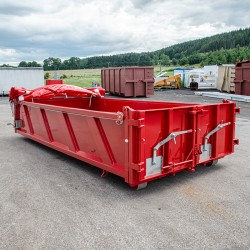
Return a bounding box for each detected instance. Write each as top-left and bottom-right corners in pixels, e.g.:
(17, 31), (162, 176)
(0, 67), (44, 95)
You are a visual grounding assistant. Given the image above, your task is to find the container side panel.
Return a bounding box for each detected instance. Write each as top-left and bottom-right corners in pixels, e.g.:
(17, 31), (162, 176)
(109, 69), (115, 93)
(25, 107), (51, 141)
(134, 68), (145, 80)
(101, 70), (105, 90)
(37, 98), (91, 109)
(90, 98), (196, 112)
(136, 81), (146, 97)
(45, 110), (73, 148)
(18, 102), (126, 177)
(64, 114), (112, 164)
(234, 62), (250, 96)
(124, 83), (135, 97)
(115, 69), (120, 94)
(120, 68), (126, 94)
(124, 68), (134, 96)
(105, 70), (110, 92)
(99, 119), (125, 168)
(21, 105), (33, 134)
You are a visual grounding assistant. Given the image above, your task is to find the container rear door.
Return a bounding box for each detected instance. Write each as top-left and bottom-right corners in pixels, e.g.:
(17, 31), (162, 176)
(196, 103), (236, 163)
(143, 108), (195, 179)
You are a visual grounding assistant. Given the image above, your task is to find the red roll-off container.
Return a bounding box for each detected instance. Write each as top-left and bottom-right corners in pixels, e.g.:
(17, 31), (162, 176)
(10, 87), (239, 189)
(234, 60), (250, 96)
(101, 66), (154, 97)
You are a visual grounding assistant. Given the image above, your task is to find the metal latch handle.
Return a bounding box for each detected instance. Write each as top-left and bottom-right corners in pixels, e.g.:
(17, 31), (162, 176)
(152, 129), (192, 165)
(203, 122), (231, 150)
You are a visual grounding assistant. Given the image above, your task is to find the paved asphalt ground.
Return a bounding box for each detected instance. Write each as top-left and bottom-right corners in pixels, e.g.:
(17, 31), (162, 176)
(0, 90), (249, 250)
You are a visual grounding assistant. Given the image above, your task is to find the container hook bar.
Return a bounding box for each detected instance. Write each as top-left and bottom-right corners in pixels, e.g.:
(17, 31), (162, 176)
(152, 129), (192, 165)
(203, 122), (231, 151)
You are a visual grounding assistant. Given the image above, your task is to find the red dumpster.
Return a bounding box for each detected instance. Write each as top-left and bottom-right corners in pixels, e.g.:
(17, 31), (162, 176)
(9, 85), (239, 189)
(234, 60), (250, 96)
(101, 66), (154, 97)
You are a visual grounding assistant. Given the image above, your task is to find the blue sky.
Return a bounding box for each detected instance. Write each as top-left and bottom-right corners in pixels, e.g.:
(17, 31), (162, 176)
(0, 0), (249, 65)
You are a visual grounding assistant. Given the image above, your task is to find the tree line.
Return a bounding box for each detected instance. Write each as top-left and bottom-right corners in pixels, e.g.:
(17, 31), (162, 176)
(1, 27), (249, 69)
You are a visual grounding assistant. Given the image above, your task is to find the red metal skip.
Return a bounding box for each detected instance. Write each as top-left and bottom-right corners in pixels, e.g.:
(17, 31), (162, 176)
(10, 86), (239, 189)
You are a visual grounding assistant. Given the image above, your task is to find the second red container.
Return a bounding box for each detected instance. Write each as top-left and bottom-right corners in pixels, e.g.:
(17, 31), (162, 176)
(234, 60), (250, 96)
(101, 66), (154, 97)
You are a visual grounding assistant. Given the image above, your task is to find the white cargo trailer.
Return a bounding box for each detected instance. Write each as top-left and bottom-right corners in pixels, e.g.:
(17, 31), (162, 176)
(185, 65), (218, 90)
(0, 67), (44, 95)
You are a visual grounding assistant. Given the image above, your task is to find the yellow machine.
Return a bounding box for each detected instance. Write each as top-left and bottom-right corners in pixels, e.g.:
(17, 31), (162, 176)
(154, 74), (181, 89)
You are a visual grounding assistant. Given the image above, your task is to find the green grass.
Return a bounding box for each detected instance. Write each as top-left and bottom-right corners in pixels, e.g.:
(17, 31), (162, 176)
(44, 66), (180, 87)
(44, 69), (101, 87)
(154, 66), (174, 77)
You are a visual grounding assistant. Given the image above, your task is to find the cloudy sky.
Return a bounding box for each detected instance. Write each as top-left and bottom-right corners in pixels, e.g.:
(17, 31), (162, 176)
(0, 0), (249, 65)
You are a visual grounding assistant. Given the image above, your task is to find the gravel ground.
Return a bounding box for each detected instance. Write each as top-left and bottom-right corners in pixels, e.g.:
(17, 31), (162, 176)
(0, 90), (249, 250)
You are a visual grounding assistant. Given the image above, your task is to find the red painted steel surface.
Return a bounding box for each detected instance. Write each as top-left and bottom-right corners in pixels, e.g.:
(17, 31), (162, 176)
(12, 97), (239, 188)
(101, 67), (154, 97)
(46, 79), (63, 85)
(9, 85), (105, 101)
(234, 60), (250, 96)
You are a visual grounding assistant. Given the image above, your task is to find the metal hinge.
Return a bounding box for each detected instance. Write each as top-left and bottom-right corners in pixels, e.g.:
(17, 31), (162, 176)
(129, 162), (144, 172)
(115, 112), (124, 125)
(127, 118), (144, 128)
(15, 120), (22, 129)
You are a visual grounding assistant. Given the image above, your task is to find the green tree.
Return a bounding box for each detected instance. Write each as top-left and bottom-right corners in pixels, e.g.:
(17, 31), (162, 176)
(18, 61), (41, 67)
(172, 58), (178, 66)
(179, 57), (188, 65)
(43, 57), (62, 70)
(30, 61), (41, 67)
(0, 64), (12, 67)
(188, 54), (202, 65)
(160, 54), (170, 66)
(138, 53), (152, 66)
(18, 61), (28, 67)
(68, 57), (81, 69)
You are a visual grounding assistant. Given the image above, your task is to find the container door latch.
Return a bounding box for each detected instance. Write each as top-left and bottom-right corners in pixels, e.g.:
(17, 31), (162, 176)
(152, 129), (193, 165)
(200, 121), (231, 162)
(146, 129), (192, 177)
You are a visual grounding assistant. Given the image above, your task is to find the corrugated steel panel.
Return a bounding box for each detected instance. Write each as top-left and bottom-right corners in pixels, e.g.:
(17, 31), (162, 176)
(234, 60), (250, 96)
(101, 67), (154, 97)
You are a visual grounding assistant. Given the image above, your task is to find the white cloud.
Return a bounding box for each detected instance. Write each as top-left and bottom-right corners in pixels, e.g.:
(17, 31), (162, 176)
(0, 48), (16, 57)
(0, 0), (249, 64)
